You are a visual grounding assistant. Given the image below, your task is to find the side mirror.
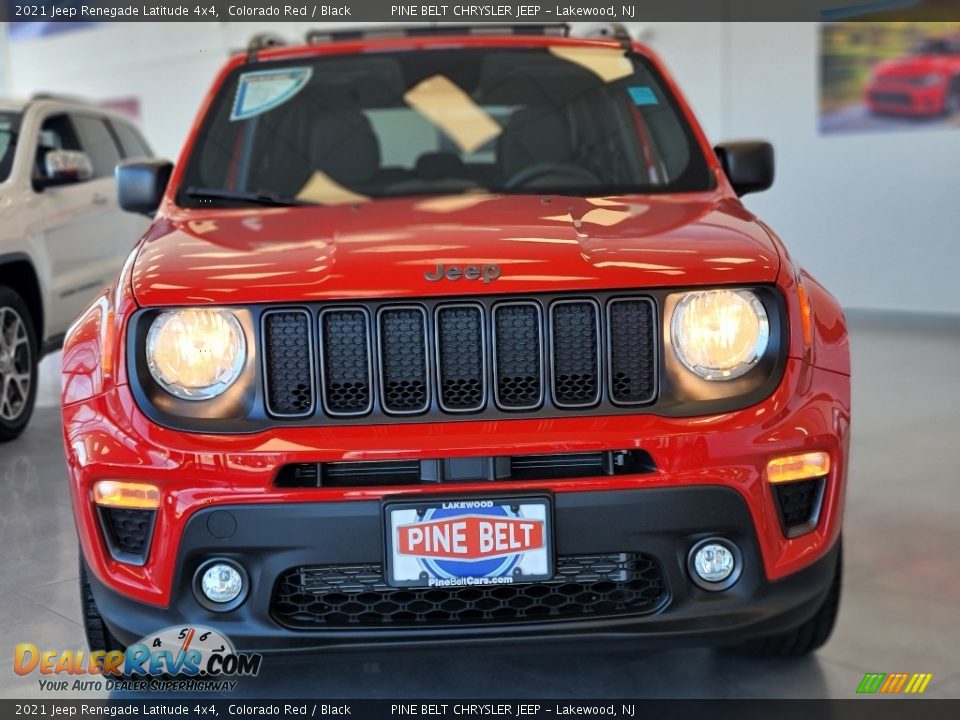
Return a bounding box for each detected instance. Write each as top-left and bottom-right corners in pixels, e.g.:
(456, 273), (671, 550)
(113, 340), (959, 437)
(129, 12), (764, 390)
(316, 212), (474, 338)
(714, 141), (774, 196)
(37, 149), (93, 189)
(117, 159), (173, 216)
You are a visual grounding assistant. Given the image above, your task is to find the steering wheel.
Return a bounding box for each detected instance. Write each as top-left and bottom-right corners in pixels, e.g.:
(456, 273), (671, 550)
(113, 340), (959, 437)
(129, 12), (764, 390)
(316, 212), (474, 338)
(504, 163), (601, 190)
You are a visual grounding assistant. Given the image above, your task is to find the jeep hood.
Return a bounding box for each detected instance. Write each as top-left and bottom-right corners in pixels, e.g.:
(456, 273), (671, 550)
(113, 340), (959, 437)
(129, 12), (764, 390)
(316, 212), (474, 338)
(132, 194), (780, 307)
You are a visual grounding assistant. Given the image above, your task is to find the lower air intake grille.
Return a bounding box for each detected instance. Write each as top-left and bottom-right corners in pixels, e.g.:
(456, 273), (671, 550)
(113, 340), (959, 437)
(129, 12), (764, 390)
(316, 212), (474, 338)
(98, 508), (155, 564)
(773, 478), (825, 537)
(551, 301), (600, 407)
(272, 553), (667, 628)
(263, 310), (314, 417)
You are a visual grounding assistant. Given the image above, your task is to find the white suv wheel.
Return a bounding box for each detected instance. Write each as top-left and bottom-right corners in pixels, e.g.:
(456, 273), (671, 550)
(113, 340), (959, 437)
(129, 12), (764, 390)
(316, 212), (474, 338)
(0, 305), (32, 422)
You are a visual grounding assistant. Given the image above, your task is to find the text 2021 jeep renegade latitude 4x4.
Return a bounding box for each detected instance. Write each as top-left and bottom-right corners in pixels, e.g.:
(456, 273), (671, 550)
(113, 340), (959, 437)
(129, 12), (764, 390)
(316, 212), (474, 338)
(62, 27), (850, 658)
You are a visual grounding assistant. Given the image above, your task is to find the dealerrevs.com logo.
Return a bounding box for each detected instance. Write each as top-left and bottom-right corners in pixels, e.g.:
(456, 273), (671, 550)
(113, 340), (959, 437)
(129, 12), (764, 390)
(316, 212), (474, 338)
(14, 626), (262, 692)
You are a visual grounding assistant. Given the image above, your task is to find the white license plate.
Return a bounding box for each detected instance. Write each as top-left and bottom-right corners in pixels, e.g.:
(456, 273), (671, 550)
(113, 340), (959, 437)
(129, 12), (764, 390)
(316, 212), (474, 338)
(384, 498), (553, 588)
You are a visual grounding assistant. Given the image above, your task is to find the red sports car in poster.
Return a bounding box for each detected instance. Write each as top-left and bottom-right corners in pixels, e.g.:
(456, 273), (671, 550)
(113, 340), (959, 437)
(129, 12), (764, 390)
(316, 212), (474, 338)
(866, 35), (960, 116)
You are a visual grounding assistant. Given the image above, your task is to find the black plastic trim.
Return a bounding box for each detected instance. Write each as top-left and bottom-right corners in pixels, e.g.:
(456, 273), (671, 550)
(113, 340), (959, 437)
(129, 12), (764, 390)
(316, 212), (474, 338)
(125, 285), (787, 434)
(262, 308), (316, 419)
(774, 477), (827, 539)
(491, 300), (545, 411)
(434, 302), (487, 414)
(376, 304), (431, 416)
(549, 298), (603, 409)
(96, 506), (156, 567)
(318, 306), (374, 418)
(86, 488), (841, 651)
(606, 296), (658, 406)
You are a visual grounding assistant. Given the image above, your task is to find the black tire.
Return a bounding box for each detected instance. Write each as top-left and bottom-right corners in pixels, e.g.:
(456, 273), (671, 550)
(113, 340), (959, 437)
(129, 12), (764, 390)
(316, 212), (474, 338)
(0, 286), (39, 442)
(729, 540), (842, 657)
(80, 557), (125, 654)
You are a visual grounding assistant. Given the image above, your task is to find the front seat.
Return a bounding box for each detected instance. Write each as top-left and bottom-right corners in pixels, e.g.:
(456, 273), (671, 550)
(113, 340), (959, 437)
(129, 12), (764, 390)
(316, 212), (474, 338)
(257, 106), (381, 198)
(305, 108), (381, 190)
(496, 106), (578, 186)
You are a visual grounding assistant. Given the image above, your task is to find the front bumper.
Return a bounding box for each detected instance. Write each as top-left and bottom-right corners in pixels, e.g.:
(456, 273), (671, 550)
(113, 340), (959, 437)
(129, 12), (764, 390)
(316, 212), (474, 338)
(88, 487), (841, 651)
(866, 84), (946, 115)
(66, 354), (850, 649)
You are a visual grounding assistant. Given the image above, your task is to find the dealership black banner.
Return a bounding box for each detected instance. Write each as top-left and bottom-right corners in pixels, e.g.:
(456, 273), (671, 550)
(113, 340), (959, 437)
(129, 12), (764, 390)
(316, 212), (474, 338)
(2, 700), (959, 719)
(8, 0), (960, 22)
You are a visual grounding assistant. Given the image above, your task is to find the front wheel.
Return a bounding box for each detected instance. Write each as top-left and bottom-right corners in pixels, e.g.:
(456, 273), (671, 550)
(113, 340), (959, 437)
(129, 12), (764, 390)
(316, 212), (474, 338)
(0, 286), (38, 442)
(729, 539), (842, 657)
(80, 557), (125, 654)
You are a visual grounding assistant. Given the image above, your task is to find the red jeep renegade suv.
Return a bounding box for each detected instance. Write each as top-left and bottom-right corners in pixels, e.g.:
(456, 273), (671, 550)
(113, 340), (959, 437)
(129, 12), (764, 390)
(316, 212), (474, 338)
(62, 26), (850, 658)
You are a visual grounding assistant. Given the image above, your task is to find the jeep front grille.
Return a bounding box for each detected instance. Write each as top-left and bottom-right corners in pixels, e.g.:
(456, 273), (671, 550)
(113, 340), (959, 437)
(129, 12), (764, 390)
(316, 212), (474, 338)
(261, 294), (657, 423)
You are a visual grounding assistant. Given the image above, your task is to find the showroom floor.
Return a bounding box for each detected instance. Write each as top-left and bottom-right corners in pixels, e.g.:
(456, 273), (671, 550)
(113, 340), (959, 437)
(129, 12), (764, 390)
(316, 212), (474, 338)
(1, 313), (958, 699)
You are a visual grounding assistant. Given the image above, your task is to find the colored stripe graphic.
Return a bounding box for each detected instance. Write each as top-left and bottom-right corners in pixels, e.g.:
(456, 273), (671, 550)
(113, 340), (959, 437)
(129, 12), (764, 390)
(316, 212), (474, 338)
(857, 673), (886, 693)
(858, 672), (932, 694)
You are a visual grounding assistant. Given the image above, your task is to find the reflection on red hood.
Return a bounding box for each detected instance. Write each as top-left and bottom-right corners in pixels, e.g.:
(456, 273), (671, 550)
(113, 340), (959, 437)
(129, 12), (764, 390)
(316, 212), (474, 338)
(131, 193), (781, 307)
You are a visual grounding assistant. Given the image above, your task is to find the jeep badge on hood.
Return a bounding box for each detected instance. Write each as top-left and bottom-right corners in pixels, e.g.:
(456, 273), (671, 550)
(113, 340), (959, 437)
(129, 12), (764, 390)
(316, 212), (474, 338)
(424, 263), (501, 283)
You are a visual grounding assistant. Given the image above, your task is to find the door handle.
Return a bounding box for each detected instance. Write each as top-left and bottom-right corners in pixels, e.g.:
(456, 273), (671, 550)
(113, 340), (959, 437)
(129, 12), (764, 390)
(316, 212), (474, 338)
(92, 193), (109, 206)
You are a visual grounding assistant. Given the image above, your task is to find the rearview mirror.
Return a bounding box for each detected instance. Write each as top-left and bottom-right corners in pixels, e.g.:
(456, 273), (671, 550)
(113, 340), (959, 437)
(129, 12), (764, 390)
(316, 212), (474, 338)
(117, 159), (174, 216)
(714, 141), (774, 196)
(37, 149), (93, 189)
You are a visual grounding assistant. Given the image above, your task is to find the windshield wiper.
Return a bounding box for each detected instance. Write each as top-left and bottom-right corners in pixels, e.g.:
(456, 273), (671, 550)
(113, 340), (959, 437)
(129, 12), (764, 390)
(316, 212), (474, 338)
(184, 187), (317, 207)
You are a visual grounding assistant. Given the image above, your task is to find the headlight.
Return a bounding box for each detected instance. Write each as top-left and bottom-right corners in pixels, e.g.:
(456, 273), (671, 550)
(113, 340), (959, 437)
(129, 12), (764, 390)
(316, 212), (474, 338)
(670, 289), (769, 381)
(906, 73), (943, 87)
(146, 309), (246, 400)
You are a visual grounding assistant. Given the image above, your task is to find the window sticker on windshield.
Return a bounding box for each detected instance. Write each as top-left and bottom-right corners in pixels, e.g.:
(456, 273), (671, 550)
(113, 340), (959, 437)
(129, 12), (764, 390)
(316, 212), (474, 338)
(628, 86), (659, 106)
(548, 46), (633, 83)
(231, 67), (313, 122)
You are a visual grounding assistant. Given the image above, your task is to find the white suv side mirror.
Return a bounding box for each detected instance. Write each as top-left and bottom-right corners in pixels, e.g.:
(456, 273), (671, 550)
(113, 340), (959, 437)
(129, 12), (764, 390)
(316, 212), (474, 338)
(40, 149), (94, 188)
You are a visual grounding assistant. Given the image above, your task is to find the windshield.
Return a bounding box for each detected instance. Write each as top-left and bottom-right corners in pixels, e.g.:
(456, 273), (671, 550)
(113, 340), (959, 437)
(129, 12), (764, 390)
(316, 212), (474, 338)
(180, 47), (712, 207)
(0, 112), (19, 183)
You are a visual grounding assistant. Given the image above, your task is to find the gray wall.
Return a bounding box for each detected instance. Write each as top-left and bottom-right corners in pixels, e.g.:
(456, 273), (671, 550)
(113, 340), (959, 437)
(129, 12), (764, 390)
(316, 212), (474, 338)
(5, 22), (959, 314)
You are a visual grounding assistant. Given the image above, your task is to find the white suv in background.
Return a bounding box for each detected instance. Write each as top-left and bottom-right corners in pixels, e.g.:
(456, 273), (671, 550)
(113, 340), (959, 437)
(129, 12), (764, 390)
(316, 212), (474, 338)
(0, 96), (153, 440)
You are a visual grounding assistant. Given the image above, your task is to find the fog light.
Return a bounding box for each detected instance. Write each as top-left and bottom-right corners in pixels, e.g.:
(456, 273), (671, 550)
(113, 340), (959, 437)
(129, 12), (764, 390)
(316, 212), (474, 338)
(199, 562), (244, 605)
(688, 538), (742, 591)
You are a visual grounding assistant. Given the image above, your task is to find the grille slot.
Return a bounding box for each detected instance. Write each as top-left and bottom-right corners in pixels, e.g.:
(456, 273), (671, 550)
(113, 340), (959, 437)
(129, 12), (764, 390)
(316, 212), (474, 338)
(275, 450), (656, 488)
(263, 310), (315, 417)
(607, 298), (656, 405)
(319, 308), (372, 416)
(510, 452), (607, 480)
(773, 478), (825, 538)
(98, 508), (155, 565)
(325, 460), (422, 487)
(435, 304), (486, 412)
(378, 307), (429, 414)
(492, 302), (543, 410)
(272, 553), (667, 628)
(550, 300), (601, 407)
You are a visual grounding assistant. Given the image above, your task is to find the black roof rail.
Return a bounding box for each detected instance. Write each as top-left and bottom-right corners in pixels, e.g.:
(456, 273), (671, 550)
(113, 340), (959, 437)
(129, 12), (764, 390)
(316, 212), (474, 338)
(579, 23), (633, 43)
(305, 23), (571, 45)
(246, 33), (288, 61)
